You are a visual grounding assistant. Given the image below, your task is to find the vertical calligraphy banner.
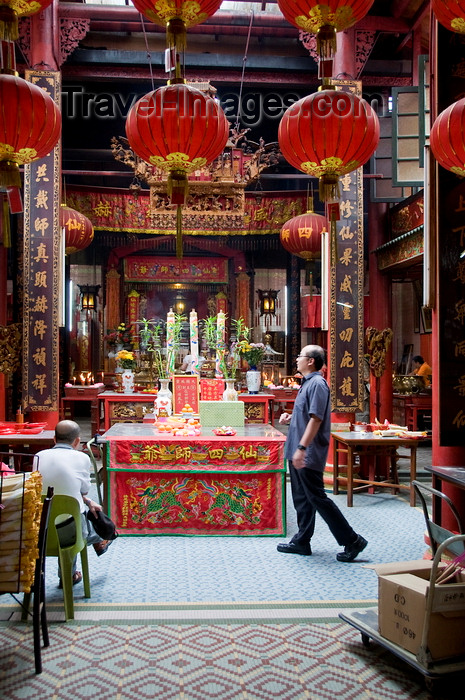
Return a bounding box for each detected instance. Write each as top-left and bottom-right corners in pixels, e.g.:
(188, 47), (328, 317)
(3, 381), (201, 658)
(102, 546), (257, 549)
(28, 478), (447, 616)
(329, 79), (364, 412)
(23, 71), (61, 413)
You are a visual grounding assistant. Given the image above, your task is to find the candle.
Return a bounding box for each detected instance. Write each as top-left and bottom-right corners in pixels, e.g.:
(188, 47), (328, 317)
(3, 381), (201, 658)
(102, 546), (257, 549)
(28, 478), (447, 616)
(73, 376), (76, 385)
(80, 373), (85, 385)
(166, 308), (176, 376)
(215, 311), (225, 378)
(189, 309), (199, 375)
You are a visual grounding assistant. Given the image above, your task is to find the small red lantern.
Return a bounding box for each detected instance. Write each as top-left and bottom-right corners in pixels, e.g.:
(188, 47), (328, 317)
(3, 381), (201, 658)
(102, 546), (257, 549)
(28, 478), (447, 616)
(280, 209), (327, 261)
(126, 81), (229, 256)
(0, 0), (54, 40)
(131, 0), (222, 48)
(0, 73), (61, 187)
(432, 0), (465, 34)
(60, 205), (94, 255)
(430, 97), (465, 176)
(278, 88), (379, 200)
(277, 0), (375, 57)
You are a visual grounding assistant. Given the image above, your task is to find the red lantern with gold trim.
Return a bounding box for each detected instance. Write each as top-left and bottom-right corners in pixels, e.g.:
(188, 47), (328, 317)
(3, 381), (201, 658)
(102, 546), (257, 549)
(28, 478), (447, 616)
(60, 205), (94, 255)
(280, 209), (327, 261)
(126, 81), (229, 256)
(432, 0), (465, 34)
(277, 0), (375, 57)
(0, 0), (54, 40)
(131, 0), (222, 48)
(430, 97), (465, 176)
(0, 73), (61, 187)
(278, 87), (379, 200)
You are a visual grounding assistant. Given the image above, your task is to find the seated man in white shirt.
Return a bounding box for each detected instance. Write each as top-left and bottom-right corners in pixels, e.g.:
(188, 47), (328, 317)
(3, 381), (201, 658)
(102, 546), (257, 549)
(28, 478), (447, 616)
(36, 420), (112, 587)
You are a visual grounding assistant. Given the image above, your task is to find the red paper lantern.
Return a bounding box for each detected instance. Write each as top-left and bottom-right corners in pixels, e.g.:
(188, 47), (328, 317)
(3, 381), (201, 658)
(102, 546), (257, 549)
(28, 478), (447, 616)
(60, 205), (94, 255)
(126, 81), (229, 255)
(430, 97), (465, 176)
(131, 0), (222, 48)
(280, 210), (327, 260)
(432, 0), (465, 34)
(0, 73), (61, 187)
(278, 88), (379, 200)
(131, 0), (221, 28)
(0, 0), (54, 40)
(277, 0), (375, 56)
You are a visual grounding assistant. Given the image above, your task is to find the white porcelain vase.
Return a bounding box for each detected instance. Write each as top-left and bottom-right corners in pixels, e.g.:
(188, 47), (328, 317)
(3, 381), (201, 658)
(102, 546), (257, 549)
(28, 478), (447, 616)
(155, 378), (172, 417)
(246, 370), (261, 394)
(223, 378), (238, 401)
(121, 369), (135, 394)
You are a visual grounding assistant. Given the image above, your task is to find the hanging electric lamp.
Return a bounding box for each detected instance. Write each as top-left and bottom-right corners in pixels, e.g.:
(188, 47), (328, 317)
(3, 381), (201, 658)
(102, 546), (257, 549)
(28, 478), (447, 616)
(60, 205), (94, 255)
(431, 0), (465, 34)
(430, 97), (465, 176)
(125, 81), (229, 257)
(0, 0), (54, 41)
(276, 0), (375, 59)
(278, 87), (379, 201)
(0, 72), (61, 187)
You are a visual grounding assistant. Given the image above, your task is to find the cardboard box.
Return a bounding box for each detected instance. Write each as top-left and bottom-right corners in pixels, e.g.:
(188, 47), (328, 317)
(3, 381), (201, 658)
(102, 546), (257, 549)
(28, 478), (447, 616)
(375, 560), (465, 661)
(199, 400), (245, 427)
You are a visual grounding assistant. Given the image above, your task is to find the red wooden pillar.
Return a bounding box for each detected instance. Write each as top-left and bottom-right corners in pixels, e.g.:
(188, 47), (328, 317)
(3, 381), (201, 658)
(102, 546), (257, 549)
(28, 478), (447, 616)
(368, 201), (393, 422)
(23, 7), (61, 429)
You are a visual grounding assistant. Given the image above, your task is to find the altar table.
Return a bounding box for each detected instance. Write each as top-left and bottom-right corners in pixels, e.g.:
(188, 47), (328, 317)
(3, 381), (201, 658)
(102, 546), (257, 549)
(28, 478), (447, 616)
(102, 423), (286, 536)
(332, 431), (419, 507)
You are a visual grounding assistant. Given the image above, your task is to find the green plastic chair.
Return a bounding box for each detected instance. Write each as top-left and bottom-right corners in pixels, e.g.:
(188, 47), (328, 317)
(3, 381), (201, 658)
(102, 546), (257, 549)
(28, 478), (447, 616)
(44, 495), (91, 620)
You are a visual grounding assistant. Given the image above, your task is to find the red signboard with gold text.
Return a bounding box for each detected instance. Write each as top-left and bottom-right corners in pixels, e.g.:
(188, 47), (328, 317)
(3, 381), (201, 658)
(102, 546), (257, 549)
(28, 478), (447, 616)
(124, 256), (228, 283)
(172, 375), (200, 414)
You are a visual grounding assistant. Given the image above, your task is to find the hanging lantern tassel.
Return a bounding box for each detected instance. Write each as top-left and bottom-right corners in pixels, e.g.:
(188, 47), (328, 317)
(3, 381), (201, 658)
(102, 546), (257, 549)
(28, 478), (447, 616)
(319, 174), (340, 203)
(167, 17), (187, 51)
(0, 7), (18, 41)
(316, 24), (337, 61)
(176, 205), (183, 259)
(0, 161), (21, 188)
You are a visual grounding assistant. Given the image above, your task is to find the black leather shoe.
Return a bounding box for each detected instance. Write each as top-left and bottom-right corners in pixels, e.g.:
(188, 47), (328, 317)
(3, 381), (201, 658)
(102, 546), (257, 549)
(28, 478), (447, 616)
(277, 542), (312, 556)
(336, 535), (367, 562)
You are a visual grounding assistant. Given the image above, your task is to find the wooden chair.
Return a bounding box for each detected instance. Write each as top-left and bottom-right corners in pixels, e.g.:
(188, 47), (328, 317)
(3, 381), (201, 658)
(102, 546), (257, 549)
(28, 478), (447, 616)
(19, 487), (54, 673)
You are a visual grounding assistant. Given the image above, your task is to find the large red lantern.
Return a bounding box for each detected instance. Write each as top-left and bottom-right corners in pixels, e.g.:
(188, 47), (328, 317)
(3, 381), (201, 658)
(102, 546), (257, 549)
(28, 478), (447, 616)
(432, 0), (465, 34)
(278, 88), (379, 200)
(126, 81), (229, 255)
(0, 0), (54, 40)
(277, 0), (375, 57)
(60, 205), (94, 255)
(280, 209), (327, 261)
(131, 0), (222, 48)
(0, 73), (61, 187)
(430, 97), (465, 176)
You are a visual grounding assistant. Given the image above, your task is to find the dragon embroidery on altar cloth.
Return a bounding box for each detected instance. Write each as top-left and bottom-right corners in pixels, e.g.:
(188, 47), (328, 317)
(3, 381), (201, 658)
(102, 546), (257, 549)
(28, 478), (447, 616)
(199, 479), (262, 526)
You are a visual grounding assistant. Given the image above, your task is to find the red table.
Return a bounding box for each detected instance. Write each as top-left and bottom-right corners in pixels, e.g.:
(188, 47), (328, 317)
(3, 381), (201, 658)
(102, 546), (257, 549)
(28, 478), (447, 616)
(332, 431), (419, 507)
(102, 392), (158, 431)
(238, 394), (274, 423)
(102, 423), (286, 536)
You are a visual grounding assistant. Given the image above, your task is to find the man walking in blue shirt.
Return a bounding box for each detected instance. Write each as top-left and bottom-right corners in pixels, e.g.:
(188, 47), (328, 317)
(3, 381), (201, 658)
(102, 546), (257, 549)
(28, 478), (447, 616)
(277, 345), (367, 562)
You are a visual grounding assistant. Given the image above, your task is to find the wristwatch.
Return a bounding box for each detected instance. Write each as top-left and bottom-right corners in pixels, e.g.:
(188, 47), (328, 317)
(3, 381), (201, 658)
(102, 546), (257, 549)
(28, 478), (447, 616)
(297, 444), (307, 451)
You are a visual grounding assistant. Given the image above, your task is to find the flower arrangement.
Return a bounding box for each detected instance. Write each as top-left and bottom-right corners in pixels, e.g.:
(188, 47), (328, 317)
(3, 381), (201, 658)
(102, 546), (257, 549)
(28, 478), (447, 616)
(104, 323), (132, 348)
(136, 314), (186, 379)
(235, 323), (266, 368)
(115, 349), (136, 370)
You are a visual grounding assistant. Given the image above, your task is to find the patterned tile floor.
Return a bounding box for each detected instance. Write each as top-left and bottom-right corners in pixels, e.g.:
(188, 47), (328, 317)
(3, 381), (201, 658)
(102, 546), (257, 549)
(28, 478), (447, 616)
(2, 442), (449, 699)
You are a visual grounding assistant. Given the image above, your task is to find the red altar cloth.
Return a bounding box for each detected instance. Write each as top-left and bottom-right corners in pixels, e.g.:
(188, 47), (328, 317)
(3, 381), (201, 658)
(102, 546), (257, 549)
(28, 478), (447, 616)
(104, 424), (286, 536)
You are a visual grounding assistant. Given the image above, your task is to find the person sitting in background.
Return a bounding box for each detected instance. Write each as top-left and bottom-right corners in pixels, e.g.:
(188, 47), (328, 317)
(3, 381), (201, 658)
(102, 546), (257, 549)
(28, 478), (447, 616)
(410, 355), (432, 387)
(36, 420), (113, 587)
